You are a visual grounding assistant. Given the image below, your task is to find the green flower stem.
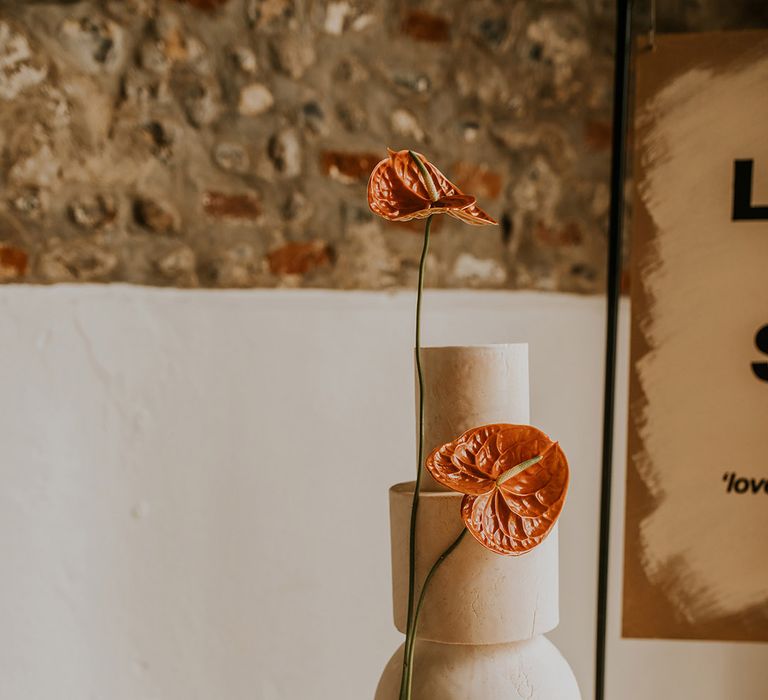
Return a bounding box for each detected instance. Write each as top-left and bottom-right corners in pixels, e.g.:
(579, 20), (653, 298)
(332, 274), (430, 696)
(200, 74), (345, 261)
(399, 450), (543, 698)
(398, 211), (433, 700)
(403, 528), (468, 697)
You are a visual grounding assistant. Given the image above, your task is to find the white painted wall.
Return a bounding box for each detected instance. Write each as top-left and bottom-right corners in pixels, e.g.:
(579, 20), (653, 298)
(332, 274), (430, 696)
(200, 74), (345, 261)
(0, 286), (765, 700)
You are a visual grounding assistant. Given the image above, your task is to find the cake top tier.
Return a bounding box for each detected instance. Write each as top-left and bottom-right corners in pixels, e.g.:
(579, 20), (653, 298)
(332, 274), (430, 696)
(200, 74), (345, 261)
(418, 344), (530, 492)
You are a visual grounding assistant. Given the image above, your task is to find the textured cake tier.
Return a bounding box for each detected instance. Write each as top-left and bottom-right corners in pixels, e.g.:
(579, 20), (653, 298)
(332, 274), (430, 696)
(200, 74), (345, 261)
(419, 344), (530, 491)
(375, 636), (581, 699)
(389, 483), (559, 644)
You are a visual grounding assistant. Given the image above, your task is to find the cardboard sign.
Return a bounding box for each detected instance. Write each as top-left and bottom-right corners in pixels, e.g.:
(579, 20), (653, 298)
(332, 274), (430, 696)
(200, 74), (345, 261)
(624, 31), (768, 642)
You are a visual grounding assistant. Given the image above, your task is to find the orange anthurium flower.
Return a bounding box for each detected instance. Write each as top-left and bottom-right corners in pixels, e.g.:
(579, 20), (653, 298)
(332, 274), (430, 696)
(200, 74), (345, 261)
(367, 148), (497, 226)
(426, 424), (569, 555)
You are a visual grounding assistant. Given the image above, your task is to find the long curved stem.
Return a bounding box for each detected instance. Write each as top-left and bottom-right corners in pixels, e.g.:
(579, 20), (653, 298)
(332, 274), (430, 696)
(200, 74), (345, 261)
(399, 452), (543, 696)
(398, 213), (433, 700)
(403, 528), (467, 697)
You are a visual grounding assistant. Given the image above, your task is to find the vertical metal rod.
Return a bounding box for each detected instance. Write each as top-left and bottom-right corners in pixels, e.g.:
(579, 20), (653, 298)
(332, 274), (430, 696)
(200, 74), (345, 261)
(595, 1), (633, 699)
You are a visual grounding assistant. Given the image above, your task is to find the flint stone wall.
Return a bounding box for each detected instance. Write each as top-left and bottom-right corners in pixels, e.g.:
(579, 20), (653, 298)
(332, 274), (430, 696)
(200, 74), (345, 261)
(0, 0), (764, 290)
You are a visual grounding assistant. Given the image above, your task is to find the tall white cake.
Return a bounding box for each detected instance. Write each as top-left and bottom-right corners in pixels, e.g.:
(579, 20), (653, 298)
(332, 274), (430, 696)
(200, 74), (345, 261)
(376, 344), (581, 699)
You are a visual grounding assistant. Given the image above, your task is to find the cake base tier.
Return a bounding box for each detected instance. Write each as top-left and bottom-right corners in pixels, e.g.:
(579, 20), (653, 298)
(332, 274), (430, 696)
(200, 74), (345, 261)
(375, 636), (581, 699)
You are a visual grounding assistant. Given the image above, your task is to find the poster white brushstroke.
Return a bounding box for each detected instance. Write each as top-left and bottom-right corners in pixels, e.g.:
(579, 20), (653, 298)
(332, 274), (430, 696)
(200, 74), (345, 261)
(624, 31), (768, 642)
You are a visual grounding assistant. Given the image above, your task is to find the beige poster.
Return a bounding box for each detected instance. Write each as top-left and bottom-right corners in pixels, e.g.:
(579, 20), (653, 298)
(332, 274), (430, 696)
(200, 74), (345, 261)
(624, 31), (768, 642)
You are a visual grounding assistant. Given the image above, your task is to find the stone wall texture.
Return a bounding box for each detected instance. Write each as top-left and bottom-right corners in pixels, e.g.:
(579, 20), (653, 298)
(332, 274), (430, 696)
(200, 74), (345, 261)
(0, 1), (765, 290)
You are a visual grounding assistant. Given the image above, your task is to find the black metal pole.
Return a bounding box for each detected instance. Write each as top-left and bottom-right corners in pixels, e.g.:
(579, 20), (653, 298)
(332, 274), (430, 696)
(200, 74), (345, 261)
(595, 1), (633, 699)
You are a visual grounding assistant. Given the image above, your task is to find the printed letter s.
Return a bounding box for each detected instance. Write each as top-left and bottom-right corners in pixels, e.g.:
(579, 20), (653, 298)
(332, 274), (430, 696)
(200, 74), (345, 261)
(753, 325), (768, 382)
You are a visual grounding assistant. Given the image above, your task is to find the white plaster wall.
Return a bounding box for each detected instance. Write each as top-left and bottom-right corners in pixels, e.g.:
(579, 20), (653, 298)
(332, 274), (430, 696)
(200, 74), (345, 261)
(0, 286), (765, 700)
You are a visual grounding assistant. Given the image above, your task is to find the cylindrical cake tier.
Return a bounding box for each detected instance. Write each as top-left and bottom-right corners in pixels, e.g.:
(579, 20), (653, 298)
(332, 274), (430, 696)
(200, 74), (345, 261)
(418, 344), (530, 491)
(389, 482), (559, 644)
(375, 636), (581, 699)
